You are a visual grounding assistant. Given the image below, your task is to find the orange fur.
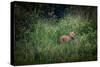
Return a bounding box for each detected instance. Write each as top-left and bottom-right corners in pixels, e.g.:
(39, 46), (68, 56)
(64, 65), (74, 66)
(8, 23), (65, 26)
(59, 32), (76, 44)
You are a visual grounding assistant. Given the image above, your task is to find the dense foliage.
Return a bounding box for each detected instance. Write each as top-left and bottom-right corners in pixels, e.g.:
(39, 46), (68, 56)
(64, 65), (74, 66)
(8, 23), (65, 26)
(13, 2), (97, 65)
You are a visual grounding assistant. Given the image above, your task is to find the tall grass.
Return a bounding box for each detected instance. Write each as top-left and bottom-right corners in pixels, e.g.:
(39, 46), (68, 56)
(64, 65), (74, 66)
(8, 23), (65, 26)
(14, 14), (97, 65)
